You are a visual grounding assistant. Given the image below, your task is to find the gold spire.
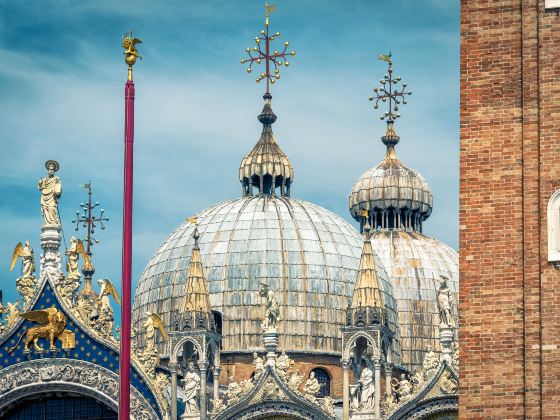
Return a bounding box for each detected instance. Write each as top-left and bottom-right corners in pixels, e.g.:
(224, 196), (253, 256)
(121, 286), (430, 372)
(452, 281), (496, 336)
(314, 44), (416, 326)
(181, 228), (212, 314)
(350, 217), (384, 310)
(122, 31), (142, 81)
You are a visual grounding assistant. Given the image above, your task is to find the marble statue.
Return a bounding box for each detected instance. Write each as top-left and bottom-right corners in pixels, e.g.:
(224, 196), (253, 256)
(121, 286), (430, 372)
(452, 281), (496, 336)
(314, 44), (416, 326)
(287, 370), (304, 391)
(10, 241), (36, 306)
(436, 275), (454, 328)
(253, 352), (265, 378)
(259, 283), (279, 332)
(358, 365), (375, 410)
(350, 384), (361, 410)
(304, 371), (321, 403)
(391, 374), (413, 401)
(276, 350), (291, 379)
(182, 362), (200, 414)
(440, 371), (458, 394)
(38, 160), (62, 225)
(225, 377), (242, 405)
(422, 345), (439, 376)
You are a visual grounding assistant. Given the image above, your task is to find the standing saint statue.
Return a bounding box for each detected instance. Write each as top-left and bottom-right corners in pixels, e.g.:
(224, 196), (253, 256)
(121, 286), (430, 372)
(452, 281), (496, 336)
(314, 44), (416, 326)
(259, 283), (280, 333)
(358, 364), (375, 410)
(182, 361), (201, 415)
(38, 160), (62, 225)
(436, 275), (454, 328)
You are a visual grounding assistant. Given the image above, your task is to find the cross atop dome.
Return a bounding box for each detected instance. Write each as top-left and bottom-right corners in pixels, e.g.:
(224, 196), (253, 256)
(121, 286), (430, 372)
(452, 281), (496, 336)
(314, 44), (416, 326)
(369, 54), (412, 156)
(241, 2), (296, 94)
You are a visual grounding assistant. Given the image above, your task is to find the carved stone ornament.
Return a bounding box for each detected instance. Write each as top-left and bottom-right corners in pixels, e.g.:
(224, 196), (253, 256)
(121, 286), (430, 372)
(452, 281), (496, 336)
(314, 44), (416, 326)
(0, 359), (158, 419)
(217, 347), (336, 420)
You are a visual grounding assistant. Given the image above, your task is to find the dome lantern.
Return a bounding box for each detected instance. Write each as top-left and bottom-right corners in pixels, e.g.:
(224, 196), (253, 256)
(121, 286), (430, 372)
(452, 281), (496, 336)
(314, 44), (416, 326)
(239, 93), (294, 197)
(350, 55), (433, 233)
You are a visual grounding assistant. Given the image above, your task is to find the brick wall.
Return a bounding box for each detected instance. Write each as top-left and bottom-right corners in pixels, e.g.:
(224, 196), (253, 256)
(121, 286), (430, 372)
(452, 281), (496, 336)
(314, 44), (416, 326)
(460, 0), (560, 418)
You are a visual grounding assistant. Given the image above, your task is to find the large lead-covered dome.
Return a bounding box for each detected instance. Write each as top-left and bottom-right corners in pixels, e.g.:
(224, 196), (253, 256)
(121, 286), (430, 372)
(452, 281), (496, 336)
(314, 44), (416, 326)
(133, 95), (401, 362)
(349, 59), (458, 371)
(132, 195), (400, 358)
(369, 231), (458, 370)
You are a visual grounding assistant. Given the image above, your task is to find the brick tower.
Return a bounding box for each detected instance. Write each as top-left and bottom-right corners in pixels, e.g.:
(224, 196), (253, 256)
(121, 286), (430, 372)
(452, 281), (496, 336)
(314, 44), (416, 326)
(460, 1), (560, 418)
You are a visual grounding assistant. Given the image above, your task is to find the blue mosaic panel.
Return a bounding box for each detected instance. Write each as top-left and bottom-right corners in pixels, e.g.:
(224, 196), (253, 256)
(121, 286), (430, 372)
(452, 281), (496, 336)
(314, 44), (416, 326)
(0, 281), (161, 419)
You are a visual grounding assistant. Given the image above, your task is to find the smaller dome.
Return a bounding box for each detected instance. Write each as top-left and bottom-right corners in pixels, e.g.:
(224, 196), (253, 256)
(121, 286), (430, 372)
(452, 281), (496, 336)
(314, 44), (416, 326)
(349, 122), (432, 232)
(239, 93), (293, 197)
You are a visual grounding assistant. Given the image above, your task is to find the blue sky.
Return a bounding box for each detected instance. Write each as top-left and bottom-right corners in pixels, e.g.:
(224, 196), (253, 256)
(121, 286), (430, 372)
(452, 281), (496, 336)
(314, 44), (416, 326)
(0, 0), (459, 309)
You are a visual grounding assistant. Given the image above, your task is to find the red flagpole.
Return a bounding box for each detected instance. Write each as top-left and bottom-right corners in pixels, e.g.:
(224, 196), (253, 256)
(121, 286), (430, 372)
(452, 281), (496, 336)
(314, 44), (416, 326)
(119, 40), (137, 419)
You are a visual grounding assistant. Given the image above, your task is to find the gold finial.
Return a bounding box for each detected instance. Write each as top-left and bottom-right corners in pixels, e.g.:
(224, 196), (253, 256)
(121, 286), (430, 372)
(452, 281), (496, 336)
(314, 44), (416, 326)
(122, 31), (142, 81)
(265, 2), (277, 26)
(187, 216), (198, 225)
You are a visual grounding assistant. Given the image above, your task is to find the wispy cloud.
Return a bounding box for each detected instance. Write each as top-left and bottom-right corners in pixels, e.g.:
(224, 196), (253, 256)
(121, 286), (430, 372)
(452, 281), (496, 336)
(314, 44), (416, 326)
(0, 0), (459, 314)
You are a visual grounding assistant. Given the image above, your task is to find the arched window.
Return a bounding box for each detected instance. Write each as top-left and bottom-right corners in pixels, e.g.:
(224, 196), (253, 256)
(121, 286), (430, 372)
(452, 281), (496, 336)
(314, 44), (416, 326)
(547, 190), (560, 263)
(212, 310), (223, 336)
(311, 368), (331, 398)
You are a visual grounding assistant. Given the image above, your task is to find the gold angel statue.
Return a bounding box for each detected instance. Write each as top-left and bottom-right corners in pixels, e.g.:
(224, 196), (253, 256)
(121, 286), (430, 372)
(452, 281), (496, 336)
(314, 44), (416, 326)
(9, 306), (67, 353)
(122, 32), (142, 66)
(92, 278), (121, 338)
(66, 237), (91, 280)
(10, 241), (37, 306)
(10, 241), (35, 279)
(139, 311), (168, 378)
(143, 311), (168, 350)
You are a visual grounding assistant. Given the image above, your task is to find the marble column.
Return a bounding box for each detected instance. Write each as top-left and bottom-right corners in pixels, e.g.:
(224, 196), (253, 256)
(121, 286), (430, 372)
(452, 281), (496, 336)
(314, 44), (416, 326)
(342, 359), (350, 420)
(385, 362), (393, 399)
(198, 360), (208, 420)
(213, 366), (221, 405)
(170, 363), (178, 420)
(374, 359), (381, 419)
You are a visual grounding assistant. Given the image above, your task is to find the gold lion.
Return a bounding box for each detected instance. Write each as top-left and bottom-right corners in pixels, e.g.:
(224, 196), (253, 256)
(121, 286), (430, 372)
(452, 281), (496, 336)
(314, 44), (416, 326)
(9, 306), (67, 353)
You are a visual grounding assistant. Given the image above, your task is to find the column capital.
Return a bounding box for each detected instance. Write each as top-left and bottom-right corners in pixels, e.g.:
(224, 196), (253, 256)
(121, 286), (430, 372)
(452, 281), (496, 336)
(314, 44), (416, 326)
(169, 362), (179, 373)
(341, 358), (351, 369)
(198, 360), (209, 371)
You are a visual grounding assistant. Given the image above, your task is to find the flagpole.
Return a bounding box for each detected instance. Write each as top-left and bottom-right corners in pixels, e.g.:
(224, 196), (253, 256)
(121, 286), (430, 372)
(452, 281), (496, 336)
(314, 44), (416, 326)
(119, 32), (142, 420)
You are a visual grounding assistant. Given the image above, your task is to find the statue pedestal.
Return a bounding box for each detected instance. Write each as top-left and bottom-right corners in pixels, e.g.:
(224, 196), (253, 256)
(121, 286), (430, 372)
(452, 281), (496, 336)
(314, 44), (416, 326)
(263, 330), (279, 367)
(351, 410), (376, 420)
(40, 224), (62, 273)
(439, 325), (454, 363)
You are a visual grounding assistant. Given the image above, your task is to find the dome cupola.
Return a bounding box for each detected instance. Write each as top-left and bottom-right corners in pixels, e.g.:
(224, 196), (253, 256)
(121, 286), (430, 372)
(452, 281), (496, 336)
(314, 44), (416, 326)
(349, 55), (433, 233)
(239, 94), (294, 197)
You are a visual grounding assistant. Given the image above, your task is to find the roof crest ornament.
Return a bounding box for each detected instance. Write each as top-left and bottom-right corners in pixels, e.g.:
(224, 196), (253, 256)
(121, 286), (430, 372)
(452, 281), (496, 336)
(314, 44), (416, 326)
(369, 53), (412, 158)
